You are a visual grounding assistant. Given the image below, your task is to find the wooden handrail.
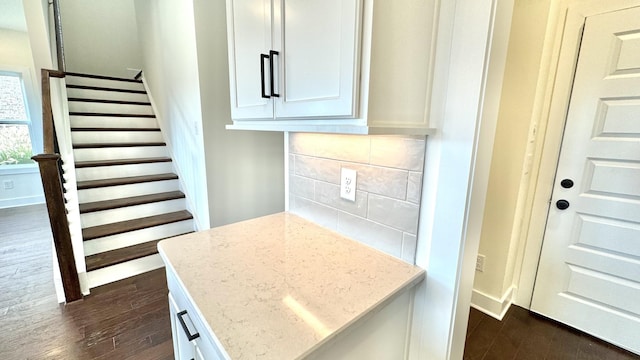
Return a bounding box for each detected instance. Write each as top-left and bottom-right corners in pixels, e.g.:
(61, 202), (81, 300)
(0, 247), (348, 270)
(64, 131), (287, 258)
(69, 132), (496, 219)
(32, 69), (82, 303)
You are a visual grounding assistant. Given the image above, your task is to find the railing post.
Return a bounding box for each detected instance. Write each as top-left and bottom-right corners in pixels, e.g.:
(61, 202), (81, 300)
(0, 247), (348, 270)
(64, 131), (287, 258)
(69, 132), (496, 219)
(32, 154), (82, 302)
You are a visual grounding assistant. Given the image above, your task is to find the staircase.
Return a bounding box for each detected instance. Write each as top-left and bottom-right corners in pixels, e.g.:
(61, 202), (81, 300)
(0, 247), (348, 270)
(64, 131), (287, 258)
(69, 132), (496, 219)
(64, 73), (195, 289)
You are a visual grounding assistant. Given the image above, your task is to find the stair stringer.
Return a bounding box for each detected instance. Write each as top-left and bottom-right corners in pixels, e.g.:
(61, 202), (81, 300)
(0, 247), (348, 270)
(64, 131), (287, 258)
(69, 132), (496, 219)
(140, 75), (210, 231)
(49, 76), (90, 301)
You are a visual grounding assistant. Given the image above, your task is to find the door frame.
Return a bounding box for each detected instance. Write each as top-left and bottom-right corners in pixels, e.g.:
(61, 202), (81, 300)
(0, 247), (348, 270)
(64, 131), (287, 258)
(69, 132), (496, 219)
(515, 0), (640, 308)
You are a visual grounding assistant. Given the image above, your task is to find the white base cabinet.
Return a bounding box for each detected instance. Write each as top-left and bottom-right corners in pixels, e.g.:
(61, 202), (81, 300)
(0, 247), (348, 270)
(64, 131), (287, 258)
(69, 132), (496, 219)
(167, 268), (226, 360)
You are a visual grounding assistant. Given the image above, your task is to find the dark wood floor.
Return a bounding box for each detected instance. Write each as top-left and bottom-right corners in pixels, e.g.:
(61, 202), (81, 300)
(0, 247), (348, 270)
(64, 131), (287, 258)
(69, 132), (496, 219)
(464, 306), (640, 360)
(3, 205), (639, 359)
(0, 204), (173, 359)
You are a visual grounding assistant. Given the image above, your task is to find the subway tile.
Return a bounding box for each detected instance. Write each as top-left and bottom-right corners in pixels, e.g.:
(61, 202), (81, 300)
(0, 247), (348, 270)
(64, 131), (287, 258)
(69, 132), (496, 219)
(370, 136), (426, 171)
(289, 175), (314, 200)
(289, 133), (370, 162)
(343, 164), (408, 200)
(401, 233), (417, 264)
(368, 194), (419, 233)
(337, 212), (403, 258)
(290, 196), (338, 231)
(314, 181), (368, 218)
(407, 172), (423, 204)
(295, 156), (341, 184)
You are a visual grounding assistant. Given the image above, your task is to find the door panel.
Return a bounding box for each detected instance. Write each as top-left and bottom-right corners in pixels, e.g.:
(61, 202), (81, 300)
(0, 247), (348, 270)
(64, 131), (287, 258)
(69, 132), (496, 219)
(273, 0), (360, 118)
(531, 6), (640, 354)
(227, 0), (274, 119)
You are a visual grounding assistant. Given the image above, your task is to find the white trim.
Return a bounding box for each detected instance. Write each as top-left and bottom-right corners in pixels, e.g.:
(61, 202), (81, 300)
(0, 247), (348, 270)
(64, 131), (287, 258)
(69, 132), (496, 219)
(0, 194), (44, 209)
(514, 0), (640, 309)
(284, 132), (289, 212)
(408, 0), (513, 358)
(0, 163), (38, 174)
(471, 286), (515, 321)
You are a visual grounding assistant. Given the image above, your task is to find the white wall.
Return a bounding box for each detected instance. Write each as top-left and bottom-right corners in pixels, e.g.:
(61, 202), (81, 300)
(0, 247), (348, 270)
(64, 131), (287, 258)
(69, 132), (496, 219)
(134, 0), (284, 229)
(59, 0), (142, 78)
(192, 0), (284, 227)
(134, 0), (210, 230)
(472, 0), (553, 318)
(0, 28), (44, 208)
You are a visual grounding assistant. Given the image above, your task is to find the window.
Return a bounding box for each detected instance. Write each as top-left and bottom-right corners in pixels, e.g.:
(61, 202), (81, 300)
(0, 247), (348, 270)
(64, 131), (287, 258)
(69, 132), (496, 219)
(0, 72), (34, 166)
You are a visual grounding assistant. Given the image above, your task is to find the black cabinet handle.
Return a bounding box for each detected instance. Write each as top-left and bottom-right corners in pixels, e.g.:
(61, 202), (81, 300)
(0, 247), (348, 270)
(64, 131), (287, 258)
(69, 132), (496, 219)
(260, 53), (270, 99)
(177, 310), (200, 341)
(269, 50), (280, 97)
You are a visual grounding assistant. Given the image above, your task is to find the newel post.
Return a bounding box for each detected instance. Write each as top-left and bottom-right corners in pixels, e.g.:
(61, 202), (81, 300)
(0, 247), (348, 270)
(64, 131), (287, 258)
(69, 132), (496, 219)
(32, 154), (82, 302)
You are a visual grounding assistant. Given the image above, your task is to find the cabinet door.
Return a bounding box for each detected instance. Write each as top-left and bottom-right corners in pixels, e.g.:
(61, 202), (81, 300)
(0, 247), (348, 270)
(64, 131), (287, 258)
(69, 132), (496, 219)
(227, 0), (274, 119)
(273, 0), (361, 119)
(169, 293), (196, 360)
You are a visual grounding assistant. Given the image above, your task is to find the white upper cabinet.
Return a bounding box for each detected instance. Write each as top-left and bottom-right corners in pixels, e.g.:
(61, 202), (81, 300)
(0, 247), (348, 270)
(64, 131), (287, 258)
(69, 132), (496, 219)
(225, 0), (438, 135)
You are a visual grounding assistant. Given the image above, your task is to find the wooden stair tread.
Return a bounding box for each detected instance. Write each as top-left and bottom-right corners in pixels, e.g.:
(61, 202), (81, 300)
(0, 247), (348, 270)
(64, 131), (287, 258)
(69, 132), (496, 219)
(75, 157), (172, 168)
(85, 240), (160, 272)
(77, 173), (178, 189)
(80, 191), (185, 213)
(65, 72), (143, 83)
(73, 142), (166, 149)
(66, 84), (147, 94)
(71, 127), (159, 132)
(67, 98), (151, 106)
(82, 210), (193, 241)
(69, 112), (155, 118)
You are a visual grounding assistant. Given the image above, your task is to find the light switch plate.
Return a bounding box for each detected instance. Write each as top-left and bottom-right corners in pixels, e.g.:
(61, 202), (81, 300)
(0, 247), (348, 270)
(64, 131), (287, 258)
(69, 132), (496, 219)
(340, 168), (357, 202)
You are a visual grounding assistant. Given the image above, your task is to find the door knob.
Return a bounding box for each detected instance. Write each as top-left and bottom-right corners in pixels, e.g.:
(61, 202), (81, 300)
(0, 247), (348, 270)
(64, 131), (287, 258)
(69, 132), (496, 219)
(556, 200), (570, 210)
(560, 179), (574, 189)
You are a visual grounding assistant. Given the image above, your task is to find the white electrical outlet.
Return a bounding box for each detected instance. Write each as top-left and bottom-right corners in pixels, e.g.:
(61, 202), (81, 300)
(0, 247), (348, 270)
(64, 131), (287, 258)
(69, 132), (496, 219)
(3, 180), (14, 190)
(340, 168), (357, 202)
(476, 254), (485, 272)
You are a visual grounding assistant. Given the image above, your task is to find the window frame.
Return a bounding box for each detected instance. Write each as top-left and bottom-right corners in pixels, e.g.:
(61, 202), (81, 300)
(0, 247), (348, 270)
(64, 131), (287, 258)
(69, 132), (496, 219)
(0, 67), (39, 173)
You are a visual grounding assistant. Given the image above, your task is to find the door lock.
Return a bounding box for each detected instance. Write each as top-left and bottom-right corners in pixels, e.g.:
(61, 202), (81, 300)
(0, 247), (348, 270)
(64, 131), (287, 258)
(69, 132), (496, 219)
(560, 179), (574, 189)
(556, 199), (570, 210)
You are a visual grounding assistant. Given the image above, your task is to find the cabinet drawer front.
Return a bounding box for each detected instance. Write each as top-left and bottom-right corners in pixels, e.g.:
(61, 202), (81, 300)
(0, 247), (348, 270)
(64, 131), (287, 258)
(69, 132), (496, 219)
(166, 267), (228, 360)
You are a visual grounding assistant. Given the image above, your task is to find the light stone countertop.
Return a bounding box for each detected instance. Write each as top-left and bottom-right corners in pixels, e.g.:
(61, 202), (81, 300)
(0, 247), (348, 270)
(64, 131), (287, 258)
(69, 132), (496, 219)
(158, 212), (425, 360)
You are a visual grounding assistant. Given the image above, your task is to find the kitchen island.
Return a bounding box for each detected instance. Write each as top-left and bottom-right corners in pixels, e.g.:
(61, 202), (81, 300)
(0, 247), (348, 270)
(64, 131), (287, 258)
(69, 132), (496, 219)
(158, 212), (425, 360)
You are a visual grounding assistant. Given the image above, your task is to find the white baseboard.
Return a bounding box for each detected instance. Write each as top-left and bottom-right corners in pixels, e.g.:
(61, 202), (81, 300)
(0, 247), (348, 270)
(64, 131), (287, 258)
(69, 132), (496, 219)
(470, 285), (516, 320)
(0, 195), (45, 209)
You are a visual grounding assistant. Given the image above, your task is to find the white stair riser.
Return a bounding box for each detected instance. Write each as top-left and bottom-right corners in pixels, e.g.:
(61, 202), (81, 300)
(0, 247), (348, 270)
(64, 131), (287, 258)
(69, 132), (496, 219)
(84, 220), (194, 255)
(78, 179), (180, 203)
(73, 146), (168, 162)
(67, 88), (149, 103)
(75, 162), (174, 181)
(65, 77), (145, 91)
(71, 131), (164, 144)
(70, 116), (159, 129)
(86, 254), (165, 289)
(68, 102), (154, 115)
(80, 198), (187, 228)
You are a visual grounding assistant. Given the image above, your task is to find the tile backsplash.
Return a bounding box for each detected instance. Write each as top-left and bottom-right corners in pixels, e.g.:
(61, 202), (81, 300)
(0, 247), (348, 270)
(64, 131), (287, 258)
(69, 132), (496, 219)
(288, 133), (425, 263)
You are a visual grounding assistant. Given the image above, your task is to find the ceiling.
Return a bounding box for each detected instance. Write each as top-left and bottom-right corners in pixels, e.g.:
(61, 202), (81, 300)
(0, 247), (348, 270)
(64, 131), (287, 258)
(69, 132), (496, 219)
(0, 0), (28, 32)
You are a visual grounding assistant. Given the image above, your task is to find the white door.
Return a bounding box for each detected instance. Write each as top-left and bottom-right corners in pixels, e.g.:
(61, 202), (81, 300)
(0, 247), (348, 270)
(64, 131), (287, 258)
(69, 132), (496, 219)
(531, 6), (640, 354)
(226, 0), (274, 120)
(272, 0), (360, 119)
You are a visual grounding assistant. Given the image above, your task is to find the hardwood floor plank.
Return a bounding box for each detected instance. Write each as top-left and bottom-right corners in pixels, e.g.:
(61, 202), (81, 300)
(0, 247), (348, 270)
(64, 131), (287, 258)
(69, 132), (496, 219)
(0, 205), (175, 360)
(465, 306), (640, 360)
